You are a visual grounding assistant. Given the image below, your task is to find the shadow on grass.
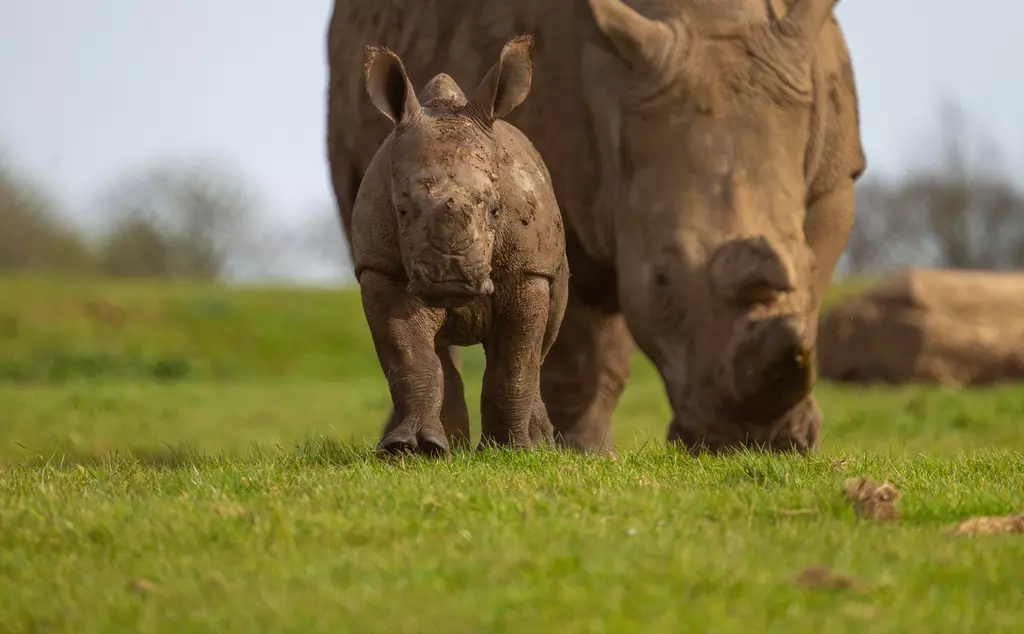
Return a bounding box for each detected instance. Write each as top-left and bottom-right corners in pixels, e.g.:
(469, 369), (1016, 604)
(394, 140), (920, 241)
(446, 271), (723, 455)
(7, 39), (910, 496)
(5, 437), (677, 473)
(0, 437), (908, 472)
(4, 436), (379, 470)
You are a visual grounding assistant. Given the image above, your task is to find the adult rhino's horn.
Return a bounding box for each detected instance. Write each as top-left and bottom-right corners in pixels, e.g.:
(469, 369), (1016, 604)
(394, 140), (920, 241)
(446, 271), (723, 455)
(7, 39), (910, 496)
(780, 0), (838, 39)
(578, 0), (679, 74)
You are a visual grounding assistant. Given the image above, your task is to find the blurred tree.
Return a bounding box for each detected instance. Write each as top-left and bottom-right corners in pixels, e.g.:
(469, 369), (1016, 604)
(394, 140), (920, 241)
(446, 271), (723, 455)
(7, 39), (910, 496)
(95, 158), (259, 280)
(0, 157), (94, 273)
(292, 206), (352, 281)
(844, 100), (1024, 274)
(98, 215), (173, 278)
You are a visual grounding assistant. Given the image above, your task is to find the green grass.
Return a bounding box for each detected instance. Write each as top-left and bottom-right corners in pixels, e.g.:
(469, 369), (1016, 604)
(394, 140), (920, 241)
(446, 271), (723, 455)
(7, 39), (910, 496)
(0, 273), (872, 384)
(1, 274), (1022, 632)
(0, 274), (372, 382)
(2, 448), (1023, 633)
(3, 379), (1023, 462)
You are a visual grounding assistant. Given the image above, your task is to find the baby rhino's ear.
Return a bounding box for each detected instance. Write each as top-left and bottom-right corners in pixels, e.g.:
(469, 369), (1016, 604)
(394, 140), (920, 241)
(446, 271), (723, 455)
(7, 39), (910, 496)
(364, 45), (421, 125)
(472, 35), (535, 120)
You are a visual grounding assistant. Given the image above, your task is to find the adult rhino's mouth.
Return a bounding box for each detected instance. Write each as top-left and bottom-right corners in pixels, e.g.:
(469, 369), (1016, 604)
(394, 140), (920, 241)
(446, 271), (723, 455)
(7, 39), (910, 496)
(407, 275), (495, 308)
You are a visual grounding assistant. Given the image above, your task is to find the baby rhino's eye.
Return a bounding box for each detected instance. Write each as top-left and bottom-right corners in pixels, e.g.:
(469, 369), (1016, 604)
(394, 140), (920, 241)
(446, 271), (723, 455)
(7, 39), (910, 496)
(489, 205), (500, 217)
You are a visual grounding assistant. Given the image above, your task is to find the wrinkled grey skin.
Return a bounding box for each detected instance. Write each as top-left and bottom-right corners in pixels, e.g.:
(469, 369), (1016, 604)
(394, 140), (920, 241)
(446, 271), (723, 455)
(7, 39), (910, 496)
(328, 0), (866, 456)
(351, 37), (569, 455)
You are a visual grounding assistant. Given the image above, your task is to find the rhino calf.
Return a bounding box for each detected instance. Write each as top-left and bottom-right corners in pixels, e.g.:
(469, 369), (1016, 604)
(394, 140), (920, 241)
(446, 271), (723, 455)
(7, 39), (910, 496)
(351, 36), (568, 456)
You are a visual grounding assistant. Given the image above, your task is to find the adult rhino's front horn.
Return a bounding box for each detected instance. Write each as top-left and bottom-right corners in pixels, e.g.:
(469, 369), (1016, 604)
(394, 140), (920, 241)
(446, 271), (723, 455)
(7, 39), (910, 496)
(576, 0), (684, 74)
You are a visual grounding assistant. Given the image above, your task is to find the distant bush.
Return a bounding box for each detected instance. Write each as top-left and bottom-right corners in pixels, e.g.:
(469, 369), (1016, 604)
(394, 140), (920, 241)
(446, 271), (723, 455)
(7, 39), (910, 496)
(1, 153), (293, 282)
(92, 158), (264, 280)
(0, 163), (95, 274)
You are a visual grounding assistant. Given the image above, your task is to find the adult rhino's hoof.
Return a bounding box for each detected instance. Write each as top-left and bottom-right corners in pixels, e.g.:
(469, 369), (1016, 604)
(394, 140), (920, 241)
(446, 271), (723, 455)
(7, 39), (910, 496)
(416, 428), (450, 457)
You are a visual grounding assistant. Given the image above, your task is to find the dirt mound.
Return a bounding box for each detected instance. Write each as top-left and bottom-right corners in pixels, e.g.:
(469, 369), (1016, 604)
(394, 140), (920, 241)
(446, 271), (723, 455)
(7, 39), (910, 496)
(843, 475), (901, 521)
(794, 565), (868, 591)
(818, 268), (1024, 386)
(951, 512), (1024, 536)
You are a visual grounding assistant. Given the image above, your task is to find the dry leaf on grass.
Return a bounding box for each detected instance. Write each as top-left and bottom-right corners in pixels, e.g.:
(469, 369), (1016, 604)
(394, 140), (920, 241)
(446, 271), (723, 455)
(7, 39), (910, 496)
(951, 512), (1024, 536)
(843, 475), (901, 521)
(841, 602), (878, 620)
(794, 565), (867, 592)
(126, 578), (160, 596)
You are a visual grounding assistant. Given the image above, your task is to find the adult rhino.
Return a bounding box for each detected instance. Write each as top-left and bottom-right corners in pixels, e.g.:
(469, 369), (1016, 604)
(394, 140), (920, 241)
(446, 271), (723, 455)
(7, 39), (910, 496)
(326, 0), (866, 455)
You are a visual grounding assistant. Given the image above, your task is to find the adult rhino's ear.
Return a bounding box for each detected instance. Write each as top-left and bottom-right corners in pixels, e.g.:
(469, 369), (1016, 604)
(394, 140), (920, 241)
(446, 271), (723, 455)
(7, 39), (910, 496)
(472, 35), (534, 121)
(364, 45), (421, 125)
(577, 0), (677, 73)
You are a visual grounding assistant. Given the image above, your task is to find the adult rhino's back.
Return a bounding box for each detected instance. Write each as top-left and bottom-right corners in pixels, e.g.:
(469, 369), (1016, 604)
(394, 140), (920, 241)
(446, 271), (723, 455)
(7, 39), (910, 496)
(327, 0), (597, 251)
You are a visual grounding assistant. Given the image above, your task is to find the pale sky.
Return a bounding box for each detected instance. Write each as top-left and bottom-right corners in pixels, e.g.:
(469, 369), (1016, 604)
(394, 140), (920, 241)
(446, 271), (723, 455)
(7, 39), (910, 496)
(2, 1), (1021, 278)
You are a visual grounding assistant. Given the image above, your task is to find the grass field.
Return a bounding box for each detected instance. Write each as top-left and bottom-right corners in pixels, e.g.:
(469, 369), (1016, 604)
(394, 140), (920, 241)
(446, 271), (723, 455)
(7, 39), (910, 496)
(1, 275), (1022, 632)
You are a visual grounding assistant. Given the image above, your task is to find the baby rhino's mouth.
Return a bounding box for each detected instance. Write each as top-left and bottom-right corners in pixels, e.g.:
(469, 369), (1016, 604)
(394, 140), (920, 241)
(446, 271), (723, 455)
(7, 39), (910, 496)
(407, 275), (495, 308)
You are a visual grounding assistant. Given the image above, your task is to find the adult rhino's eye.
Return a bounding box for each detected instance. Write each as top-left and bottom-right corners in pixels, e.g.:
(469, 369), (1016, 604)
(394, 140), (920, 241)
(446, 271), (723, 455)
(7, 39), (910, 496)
(489, 205), (500, 217)
(397, 207), (408, 218)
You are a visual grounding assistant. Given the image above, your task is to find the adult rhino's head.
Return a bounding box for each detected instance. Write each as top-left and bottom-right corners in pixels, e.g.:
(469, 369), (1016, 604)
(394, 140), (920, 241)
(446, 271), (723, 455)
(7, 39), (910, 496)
(363, 36), (535, 308)
(578, 0), (838, 447)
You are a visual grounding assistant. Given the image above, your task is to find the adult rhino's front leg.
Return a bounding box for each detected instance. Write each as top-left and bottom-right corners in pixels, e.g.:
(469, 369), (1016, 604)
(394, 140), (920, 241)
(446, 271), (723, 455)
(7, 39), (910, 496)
(359, 270), (451, 457)
(479, 277), (553, 449)
(436, 345), (471, 449)
(538, 291), (633, 458)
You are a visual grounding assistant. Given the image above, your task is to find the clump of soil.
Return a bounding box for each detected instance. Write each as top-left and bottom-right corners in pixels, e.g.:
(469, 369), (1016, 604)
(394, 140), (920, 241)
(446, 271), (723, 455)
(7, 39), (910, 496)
(951, 512), (1024, 536)
(794, 565), (866, 591)
(843, 475), (901, 521)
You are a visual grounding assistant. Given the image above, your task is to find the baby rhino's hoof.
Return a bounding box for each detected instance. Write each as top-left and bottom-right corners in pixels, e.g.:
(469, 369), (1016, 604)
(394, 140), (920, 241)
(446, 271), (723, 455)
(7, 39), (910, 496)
(377, 427), (450, 458)
(416, 429), (450, 457)
(377, 428), (417, 456)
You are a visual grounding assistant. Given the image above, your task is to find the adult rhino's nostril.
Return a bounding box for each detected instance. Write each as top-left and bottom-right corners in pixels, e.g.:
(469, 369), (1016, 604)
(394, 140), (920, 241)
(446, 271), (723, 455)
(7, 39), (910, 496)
(722, 315), (814, 422)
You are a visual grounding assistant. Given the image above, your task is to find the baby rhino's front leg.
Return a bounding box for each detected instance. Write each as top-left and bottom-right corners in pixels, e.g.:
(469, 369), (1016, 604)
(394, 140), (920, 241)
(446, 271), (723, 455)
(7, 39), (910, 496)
(359, 271), (449, 456)
(480, 277), (554, 449)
